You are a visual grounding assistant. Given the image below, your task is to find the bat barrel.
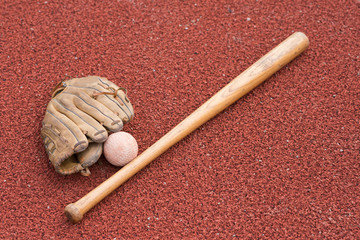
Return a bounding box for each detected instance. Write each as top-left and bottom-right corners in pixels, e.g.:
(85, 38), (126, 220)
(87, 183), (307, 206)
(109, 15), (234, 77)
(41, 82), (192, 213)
(65, 32), (309, 223)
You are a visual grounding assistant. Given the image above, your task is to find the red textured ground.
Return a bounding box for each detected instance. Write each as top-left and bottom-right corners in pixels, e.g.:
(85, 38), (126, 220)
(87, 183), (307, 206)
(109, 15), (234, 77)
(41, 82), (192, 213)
(1, 0), (359, 238)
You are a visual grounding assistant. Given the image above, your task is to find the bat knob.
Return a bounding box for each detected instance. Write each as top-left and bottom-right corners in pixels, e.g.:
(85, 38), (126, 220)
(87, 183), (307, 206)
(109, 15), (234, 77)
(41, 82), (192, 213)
(64, 203), (83, 223)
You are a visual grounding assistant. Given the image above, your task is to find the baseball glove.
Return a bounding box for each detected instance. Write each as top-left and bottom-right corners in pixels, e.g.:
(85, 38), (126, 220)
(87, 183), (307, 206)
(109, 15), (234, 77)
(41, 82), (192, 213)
(41, 76), (134, 176)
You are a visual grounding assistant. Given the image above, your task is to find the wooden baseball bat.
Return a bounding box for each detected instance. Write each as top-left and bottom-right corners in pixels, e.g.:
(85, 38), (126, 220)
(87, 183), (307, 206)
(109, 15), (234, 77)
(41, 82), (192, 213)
(65, 32), (309, 223)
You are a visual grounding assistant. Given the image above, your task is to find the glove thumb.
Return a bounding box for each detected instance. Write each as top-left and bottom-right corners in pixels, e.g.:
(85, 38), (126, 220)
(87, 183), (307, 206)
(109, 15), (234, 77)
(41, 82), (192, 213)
(77, 143), (103, 176)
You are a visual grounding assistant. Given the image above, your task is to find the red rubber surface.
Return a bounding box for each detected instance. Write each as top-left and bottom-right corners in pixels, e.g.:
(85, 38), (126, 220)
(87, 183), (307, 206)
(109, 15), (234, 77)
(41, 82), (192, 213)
(1, 0), (359, 238)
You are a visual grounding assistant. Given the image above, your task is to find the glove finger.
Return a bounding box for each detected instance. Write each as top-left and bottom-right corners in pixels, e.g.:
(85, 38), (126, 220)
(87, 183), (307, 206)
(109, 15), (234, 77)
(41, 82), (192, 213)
(95, 77), (134, 123)
(62, 91), (124, 132)
(52, 98), (108, 143)
(77, 142), (102, 168)
(45, 106), (88, 153)
(61, 76), (134, 123)
(94, 93), (133, 124)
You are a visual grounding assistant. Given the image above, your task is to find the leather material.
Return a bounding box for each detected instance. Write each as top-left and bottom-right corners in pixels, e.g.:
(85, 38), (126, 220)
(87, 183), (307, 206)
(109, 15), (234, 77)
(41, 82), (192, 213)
(41, 76), (134, 175)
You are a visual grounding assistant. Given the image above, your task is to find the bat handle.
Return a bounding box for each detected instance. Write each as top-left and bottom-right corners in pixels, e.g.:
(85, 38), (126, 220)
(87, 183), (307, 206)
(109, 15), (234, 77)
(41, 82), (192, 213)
(64, 204), (83, 223)
(65, 32), (309, 223)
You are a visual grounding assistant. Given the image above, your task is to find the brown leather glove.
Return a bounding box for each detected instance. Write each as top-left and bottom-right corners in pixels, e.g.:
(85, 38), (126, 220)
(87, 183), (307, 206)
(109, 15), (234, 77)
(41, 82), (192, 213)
(41, 76), (134, 175)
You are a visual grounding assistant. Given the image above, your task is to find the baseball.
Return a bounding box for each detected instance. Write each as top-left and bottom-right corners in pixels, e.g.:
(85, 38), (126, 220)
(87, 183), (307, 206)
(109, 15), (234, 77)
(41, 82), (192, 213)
(103, 131), (138, 167)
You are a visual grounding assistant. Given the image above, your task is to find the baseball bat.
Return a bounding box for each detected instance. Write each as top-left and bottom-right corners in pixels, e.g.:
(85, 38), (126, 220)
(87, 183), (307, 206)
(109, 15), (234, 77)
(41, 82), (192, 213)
(65, 32), (309, 223)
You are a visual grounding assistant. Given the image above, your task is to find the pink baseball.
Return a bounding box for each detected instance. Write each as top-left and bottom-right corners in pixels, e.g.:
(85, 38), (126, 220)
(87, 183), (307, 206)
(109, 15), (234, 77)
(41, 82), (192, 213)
(103, 131), (138, 167)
